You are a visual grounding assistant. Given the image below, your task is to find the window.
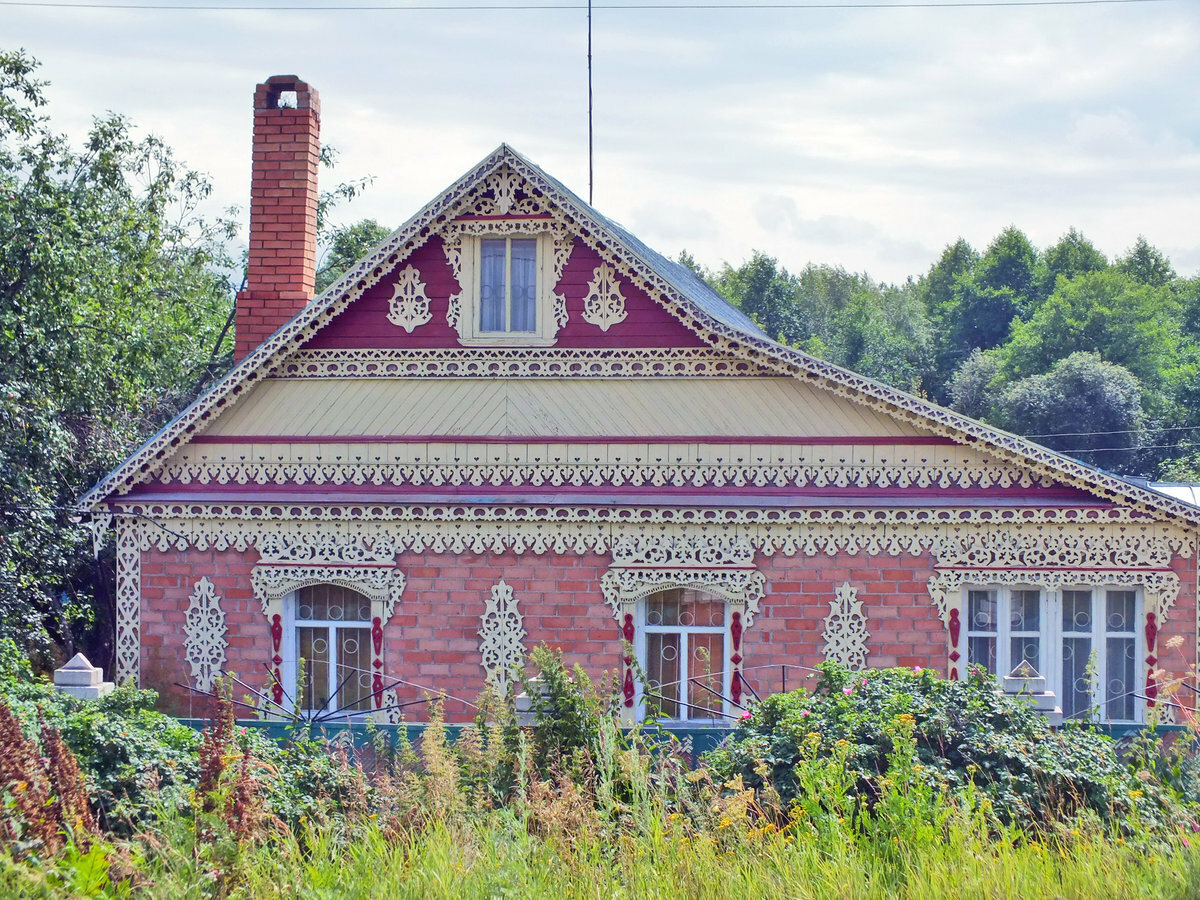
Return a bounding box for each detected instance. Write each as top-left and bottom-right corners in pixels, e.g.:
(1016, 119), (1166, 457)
(639, 588), (728, 722)
(964, 585), (1141, 722)
(453, 231), (558, 345)
(286, 584), (373, 714)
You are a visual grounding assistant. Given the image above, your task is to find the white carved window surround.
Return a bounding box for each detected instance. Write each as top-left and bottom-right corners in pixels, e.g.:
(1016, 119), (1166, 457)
(250, 563), (406, 719)
(946, 578), (1151, 724)
(600, 536), (765, 724)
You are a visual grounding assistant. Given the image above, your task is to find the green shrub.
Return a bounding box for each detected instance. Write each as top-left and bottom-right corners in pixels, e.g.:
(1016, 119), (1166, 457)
(707, 663), (1189, 833)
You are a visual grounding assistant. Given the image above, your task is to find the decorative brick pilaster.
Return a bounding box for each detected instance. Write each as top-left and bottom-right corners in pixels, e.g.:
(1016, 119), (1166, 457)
(235, 75), (321, 361)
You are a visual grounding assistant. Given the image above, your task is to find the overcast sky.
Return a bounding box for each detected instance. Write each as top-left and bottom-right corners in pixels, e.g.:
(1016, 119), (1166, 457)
(3, 0), (1198, 283)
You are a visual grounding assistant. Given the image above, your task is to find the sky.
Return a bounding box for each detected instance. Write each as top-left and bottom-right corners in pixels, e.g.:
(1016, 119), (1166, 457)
(2, 0), (1199, 284)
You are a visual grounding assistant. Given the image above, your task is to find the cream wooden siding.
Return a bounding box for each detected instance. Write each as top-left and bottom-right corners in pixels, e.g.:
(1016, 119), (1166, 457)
(205, 377), (927, 438)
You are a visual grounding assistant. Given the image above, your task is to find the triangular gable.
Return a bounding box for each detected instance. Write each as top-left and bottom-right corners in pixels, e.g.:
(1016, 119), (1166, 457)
(82, 144), (1200, 526)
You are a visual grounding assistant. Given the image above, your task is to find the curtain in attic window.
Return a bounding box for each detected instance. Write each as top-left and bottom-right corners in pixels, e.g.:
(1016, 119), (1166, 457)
(509, 239), (538, 331)
(479, 239), (507, 331)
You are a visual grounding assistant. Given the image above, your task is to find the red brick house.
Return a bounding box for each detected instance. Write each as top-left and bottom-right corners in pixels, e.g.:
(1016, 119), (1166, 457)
(83, 75), (1200, 726)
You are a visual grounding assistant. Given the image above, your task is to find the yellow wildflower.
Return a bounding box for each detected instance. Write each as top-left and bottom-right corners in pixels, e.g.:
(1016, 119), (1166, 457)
(1130, 790), (1144, 799)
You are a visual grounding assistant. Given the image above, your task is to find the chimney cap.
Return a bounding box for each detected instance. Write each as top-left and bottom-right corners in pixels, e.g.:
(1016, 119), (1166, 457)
(255, 75), (319, 115)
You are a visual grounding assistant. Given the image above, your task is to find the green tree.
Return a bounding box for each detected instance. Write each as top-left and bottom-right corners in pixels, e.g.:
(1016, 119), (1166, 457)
(946, 349), (1001, 421)
(1001, 270), (1179, 384)
(714, 251), (801, 343)
(315, 218), (391, 293)
(1035, 228), (1106, 300)
(0, 49), (235, 661)
(993, 352), (1143, 473)
(1116, 236), (1175, 288)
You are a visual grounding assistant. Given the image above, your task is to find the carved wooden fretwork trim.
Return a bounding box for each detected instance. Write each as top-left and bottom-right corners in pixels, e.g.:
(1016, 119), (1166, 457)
(582, 263), (628, 331)
(478, 578), (527, 697)
(273, 348), (772, 378)
(822, 582), (869, 670)
(250, 564), (407, 620)
(115, 516), (141, 685)
(601, 534), (765, 625)
(385, 265), (432, 333)
(82, 145), (1200, 531)
(160, 443), (1059, 492)
(927, 568), (1182, 623)
(183, 577), (227, 692)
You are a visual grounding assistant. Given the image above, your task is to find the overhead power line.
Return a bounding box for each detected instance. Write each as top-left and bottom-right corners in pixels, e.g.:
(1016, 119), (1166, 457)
(1028, 423), (1200, 439)
(0, 0), (1175, 10)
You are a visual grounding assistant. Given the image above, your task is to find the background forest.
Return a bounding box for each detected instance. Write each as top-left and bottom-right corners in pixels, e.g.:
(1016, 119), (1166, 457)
(2, 48), (1198, 673)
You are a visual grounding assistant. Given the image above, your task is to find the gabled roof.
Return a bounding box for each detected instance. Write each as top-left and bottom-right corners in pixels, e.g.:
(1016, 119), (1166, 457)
(81, 144), (1200, 527)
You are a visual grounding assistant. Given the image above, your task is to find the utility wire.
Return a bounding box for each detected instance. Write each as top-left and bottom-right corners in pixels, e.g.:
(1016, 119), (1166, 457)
(1028, 423), (1200, 439)
(0, 0), (1175, 10)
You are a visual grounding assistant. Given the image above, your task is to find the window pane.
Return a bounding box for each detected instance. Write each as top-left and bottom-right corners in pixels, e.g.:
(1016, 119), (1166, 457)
(646, 632), (680, 718)
(337, 627), (373, 713)
(968, 636), (997, 673)
(509, 239), (537, 332)
(298, 626), (330, 710)
(295, 585), (371, 622)
(646, 590), (680, 626)
(1062, 590), (1093, 633)
(1010, 590), (1040, 632)
(1106, 591), (1136, 634)
(1106, 636), (1136, 721)
(687, 632), (725, 719)
(968, 590), (997, 632)
(1062, 636), (1093, 719)
(479, 239), (507, 331)
(1009, 636), (1040, 673)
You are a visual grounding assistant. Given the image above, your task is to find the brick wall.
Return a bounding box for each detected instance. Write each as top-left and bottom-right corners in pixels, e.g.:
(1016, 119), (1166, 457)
(140, 544), (1196, 722)
(235, 75), (321, 361)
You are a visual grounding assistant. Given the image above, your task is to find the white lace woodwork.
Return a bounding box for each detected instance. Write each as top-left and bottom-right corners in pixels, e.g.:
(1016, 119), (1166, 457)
(89, 513), (112, 557)
(478, 578), (527, 697)
(822, 582), (869, 670)
(581, 263), (628, 331)
(601, 535), (765, 721)
(385, 265), (433, 333)
(249, 563), (406, 719)
(250, 564), (406, 620)
(274, 348), (772, 378)
(183, 577), (228, 692)
(115, 517), (141, 685)
(929, 569), (1182, 624)
(108, 507), (1196, 691)
(81, 145), (1200, 530)
(440, 199), (574, 343)
(158, 440), (1057, 492)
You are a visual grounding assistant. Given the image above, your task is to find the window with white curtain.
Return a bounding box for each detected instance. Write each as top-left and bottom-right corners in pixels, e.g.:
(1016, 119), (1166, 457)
(964, 585), (1141, 722)
(455, 232), (556, 345)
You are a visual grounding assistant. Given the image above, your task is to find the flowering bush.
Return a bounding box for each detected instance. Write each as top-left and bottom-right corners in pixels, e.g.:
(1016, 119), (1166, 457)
(706, 662), (1192, 834)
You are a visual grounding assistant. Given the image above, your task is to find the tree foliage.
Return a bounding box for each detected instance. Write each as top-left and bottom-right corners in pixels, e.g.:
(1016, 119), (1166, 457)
(0, 49), (235, 659)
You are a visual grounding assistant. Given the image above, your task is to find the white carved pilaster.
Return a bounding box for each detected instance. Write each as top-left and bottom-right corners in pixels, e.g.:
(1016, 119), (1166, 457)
(114, 516), (141, 685)
(183, 577), (227, 692)
(478, 578), (527, 697)
(821, 582), (869, 670)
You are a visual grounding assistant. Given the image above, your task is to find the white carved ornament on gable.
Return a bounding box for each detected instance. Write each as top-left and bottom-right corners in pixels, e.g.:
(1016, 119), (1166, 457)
(386, 265), (432, 333)
(478, 578), (527, 697)
(183, 576), (228, 693)
(822, 582), (869, 670)
(582, 263), (628, 331)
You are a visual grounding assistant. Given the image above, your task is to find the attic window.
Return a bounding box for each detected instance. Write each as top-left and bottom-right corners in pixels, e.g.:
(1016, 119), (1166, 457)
(451, 230), (559, 346)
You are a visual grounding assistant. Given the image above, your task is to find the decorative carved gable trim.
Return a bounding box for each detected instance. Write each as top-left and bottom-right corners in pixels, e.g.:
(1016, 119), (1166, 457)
(822, 582), (869, 670)
(385, 265), (432, 333)
(183, 577), (227, 692)
(478, 578), (527, 697)
(581, 263), (628, 331)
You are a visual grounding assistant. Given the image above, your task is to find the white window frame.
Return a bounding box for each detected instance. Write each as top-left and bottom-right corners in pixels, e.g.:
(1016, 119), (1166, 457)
(282, 586), (374, 717)
(961, 584), (1143, 724)
(456, 231), (558, 346)
(634, 590), (732, 725)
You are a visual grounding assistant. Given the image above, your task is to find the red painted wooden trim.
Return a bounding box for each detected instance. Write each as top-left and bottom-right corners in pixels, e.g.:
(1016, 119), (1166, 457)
(188, 434), (958, 446)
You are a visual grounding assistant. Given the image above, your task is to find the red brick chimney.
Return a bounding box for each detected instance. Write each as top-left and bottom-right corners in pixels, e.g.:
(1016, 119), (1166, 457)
(235, 75), (321, 361)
